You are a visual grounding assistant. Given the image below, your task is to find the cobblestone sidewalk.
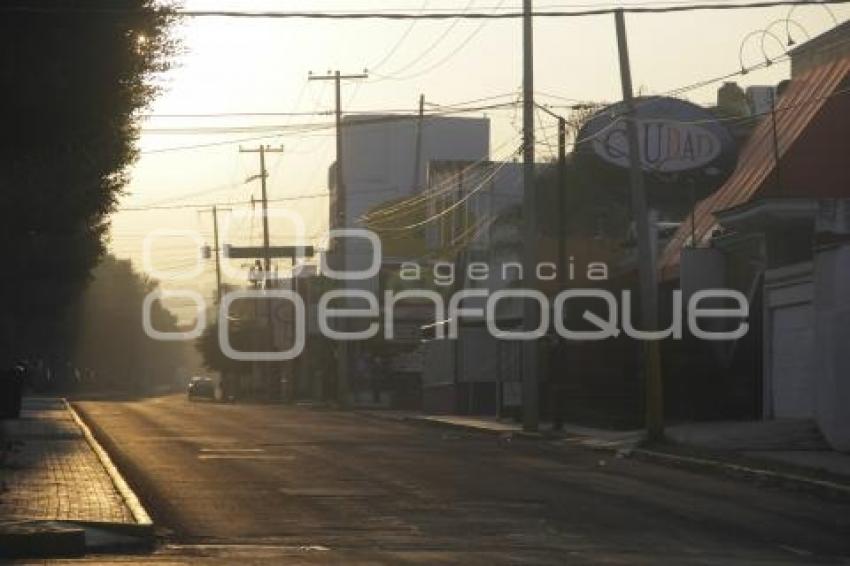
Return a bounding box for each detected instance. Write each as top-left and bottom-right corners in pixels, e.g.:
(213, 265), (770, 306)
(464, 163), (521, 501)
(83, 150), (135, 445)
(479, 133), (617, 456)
(0, 397), (133, 524)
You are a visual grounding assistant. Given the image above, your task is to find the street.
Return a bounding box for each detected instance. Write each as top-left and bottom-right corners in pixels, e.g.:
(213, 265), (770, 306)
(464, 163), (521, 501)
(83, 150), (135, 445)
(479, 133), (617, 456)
(73, 395), (850, 565)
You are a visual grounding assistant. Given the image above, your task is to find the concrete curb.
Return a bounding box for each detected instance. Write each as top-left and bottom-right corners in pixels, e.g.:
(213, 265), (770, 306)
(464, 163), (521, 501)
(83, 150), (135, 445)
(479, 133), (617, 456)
(354, 410), (850, 499)
(355, 410), (559, 440)
(63, 400), (154, 542)
(407, 416), (513, 436)
(417, 417), (557, 440)
(631, 447), (850, 500)
(0, 521), (86, 559)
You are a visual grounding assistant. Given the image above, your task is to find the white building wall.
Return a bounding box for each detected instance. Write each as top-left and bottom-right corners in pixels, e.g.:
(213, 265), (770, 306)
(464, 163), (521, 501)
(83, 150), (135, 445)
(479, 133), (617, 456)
(763, 262), (816, 420)
(759, 201), (850, 451)
(333, 115), (490, 294)
(813, 243), (850, 451)
(342, 115), (489, 227)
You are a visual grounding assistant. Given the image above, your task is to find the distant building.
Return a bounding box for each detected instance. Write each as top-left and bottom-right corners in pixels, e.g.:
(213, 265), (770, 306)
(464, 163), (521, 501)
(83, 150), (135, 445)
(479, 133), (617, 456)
(329, 114), (489, 271)
(326, 113), (490, 312)
(418, 160), (528, 415)
(360, 157), (539, 414)
(324, 114), (491, 407)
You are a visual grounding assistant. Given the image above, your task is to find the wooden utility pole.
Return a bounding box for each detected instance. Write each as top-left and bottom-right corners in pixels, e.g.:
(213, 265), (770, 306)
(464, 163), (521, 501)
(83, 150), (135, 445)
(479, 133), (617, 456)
(240, 144), (285, 282)
(200, 206), (231, 305)
(614, 9), (663, 441)
(538, 103), (569, 290)
(770, 88), (782, 194)
(307, 70), (368, 406)
(557, 116), (568, 290)
(522, 0), (539, 433)
(239, 145), (284, 399)
(412, 93), (425, 192)
(212, 205), (223, 303)
(308, 70), (368, 236)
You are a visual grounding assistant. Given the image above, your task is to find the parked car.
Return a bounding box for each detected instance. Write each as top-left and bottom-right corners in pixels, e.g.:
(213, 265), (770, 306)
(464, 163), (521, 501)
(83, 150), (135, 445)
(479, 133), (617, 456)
(187, 376), (215, 401)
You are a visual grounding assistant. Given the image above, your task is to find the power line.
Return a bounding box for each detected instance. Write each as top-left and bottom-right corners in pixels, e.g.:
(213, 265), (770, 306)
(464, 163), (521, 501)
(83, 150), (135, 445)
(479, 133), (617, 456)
(366, 81), (850, 229)
(140, 92), (523, 120)
(117, 192), (330, 212)
(133, 47), (832, 154)
(141, 133), (289, 155)
(372, 0), (507, 81)
(364, 142), (522, 230)
(142, 111), (334, 119)
(377, 151), (519, 232)
(141, 123), (332, 135)
(125, 181), (243, 209)
(368, 0), (433, 73)
(4, 1), (850, 18)
(369, 0), (476, 81)
(360, 133), (522, 223)
(139, 102), (520, 140)
(137, 30), (850, 166)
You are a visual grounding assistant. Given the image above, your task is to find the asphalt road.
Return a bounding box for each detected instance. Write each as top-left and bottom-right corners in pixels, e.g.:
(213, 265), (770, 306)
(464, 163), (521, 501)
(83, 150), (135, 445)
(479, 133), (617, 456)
(74, 395), (850, 565)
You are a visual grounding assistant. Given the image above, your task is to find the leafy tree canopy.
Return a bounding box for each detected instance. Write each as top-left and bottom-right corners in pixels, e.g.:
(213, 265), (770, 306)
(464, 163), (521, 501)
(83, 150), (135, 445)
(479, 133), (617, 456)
(0, 1), (178, 364)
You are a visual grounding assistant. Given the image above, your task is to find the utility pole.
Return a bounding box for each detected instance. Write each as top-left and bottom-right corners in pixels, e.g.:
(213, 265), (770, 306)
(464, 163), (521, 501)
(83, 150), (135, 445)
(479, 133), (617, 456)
(557, 116), (567, 289)
(614, 9), (664, 441)
(536, 104), (569, 289)
(307, 70), (368, 406)
(308, 70), (368, 236)
(201, 206), (230, 305)
(770, 88), (782, 194)
(521, 0), (539, 433)
(212, 206), (223, 303)
(240, 144), (284, 400)
(240, 144), (285, 282)
(412, 93), (425, 192)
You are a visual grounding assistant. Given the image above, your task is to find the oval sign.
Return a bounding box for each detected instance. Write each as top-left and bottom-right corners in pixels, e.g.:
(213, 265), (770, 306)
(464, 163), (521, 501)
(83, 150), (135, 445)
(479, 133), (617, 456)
(578, 97), (736, 177)
(593, 120), (721, 173)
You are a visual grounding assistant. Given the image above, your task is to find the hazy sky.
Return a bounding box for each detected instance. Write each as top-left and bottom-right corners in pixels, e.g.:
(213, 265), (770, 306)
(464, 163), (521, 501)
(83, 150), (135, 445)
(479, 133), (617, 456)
(110, 0), (848, 321)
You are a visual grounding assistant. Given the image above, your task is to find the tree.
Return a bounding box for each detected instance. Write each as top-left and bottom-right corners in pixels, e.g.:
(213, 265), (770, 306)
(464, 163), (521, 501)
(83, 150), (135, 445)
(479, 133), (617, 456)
(195, 297), (266, 400)
(0, 1), (178, 366)
(56, 255), (194, 393)
(196, 316), (263, 377)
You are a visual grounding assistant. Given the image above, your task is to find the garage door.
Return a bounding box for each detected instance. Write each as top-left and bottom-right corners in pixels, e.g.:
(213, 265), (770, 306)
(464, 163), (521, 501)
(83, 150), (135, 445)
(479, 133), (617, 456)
(771, 303), (816, 419)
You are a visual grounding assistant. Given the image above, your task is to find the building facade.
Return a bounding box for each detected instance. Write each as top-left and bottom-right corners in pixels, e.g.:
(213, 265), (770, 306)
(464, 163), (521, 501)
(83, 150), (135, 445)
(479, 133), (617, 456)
(660, 22), (850, 450)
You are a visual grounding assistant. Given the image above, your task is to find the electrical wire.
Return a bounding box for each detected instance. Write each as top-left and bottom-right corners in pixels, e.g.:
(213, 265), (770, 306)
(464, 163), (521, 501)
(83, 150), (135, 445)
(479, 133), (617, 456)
(139, 103), (518, 136)
(368, 0), (476, 82)
(369, 148), (520, 232)
(123, 180), (242, 209)
(535, 105), (557, 160)
(368, 0), (431, 73)
(360, 133), (522, 222)
(141, 133), (289, 155)
(4, 1), (850, 18)
(371, 0), (508, 82)
(117, 192), (330, 212)
(405, 74), (850, 205)
(138, 18), (850, 154)
(124, 81), (850, 219)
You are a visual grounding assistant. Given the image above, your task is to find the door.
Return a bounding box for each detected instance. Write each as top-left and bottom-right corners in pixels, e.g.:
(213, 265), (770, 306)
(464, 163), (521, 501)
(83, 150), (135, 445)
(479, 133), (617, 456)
(770, 303), (816, 419)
